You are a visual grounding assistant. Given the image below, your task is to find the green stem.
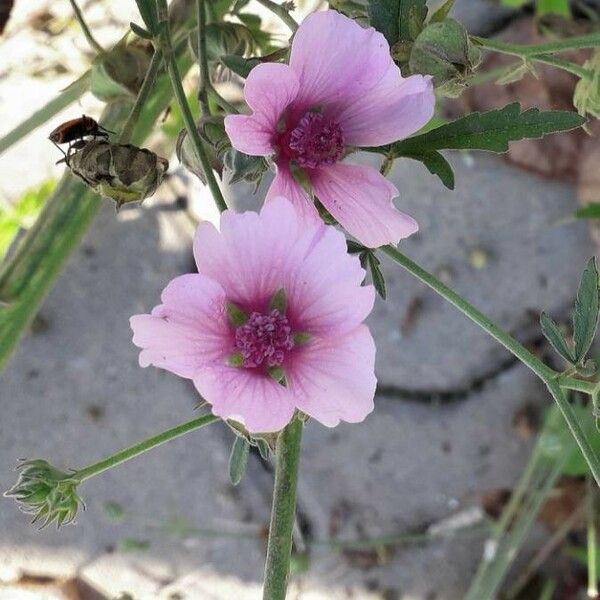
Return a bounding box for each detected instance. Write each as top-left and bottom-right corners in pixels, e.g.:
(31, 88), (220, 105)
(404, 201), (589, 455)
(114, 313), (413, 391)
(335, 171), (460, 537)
(68, 0), (105, 55)
(0, 72), (91, 155)
(155, 0), (228, 213)
(558, 375), (596, 394)
(588, 474), (599, 598)
(532, 55), (594, 79)
(196, 0), (211, 116)
(473, 32), (600, 58)
(256, 0), (298, 32)
(381, 245), (600, 486)
(263, 417), (303, 600)
(75, 415), (218, 482)
(119, 48), (163, 144)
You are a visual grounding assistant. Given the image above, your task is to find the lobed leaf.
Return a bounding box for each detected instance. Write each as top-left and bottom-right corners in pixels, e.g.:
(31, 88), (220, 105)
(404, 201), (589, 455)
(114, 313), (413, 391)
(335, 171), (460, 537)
(371, 103), (585, 157)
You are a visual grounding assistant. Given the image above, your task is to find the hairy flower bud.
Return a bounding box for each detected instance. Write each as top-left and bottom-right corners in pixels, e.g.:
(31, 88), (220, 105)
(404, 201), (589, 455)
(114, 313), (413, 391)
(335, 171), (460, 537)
(67, 140), (169, 208)
(409, 19), (481, 97)
(4, 459), (83, 528)
(574, 49), (600, 121)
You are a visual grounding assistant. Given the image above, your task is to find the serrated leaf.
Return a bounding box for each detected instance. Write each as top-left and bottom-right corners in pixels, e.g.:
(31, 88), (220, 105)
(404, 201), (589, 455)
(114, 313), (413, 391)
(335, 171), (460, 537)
(373, 103), (585, 157)
(367, 253), (387, 299)
(405, 151), (454, 189)
(228, 436), (250, 486)
(575, 203), (600, 220)
(368, 0), (427, 45)
(429, 0), (454, 23)
(540, 312), (575, 363)
(134, 0), (158, 35)
(573, 257), (600, 362)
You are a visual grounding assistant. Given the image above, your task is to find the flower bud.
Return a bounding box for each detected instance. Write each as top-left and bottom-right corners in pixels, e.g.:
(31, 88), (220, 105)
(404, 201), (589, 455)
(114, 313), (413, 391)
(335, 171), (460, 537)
(68, 140), (169, 208)
(91, 40), (153, 101)
(408, 19), (481, 97)
(4, 459), (83, 528)
(574, 49), (600, 121)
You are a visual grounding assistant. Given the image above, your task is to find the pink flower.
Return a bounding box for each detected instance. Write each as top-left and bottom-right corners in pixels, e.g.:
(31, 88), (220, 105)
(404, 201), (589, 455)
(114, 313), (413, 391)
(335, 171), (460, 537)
(224, 10), (435, 248)
(130, 198), (377, 433)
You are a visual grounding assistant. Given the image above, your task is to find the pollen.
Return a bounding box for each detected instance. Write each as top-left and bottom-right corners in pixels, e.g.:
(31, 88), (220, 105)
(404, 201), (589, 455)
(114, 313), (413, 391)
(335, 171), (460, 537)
(288, 111), (345, 169)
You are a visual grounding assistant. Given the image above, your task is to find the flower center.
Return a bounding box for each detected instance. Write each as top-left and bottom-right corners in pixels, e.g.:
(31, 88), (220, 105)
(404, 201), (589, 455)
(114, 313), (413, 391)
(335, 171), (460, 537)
(288, 111), (345, 169)
(234, 309), (294, 368)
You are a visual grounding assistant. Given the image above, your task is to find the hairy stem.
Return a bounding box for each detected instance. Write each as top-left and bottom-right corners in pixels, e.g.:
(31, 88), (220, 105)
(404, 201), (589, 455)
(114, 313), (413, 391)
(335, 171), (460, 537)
(263, 417), (303, 600)
(473, 32), (600, 57)
(196, 0), (211, 116)
(381, 245), (600, 486)
(75, 415), (218, 482)
(155, 0), (228, 212)
(588, 475), (598, 598)
(68, 0), (105, 55)
(256, 0), (298, 32)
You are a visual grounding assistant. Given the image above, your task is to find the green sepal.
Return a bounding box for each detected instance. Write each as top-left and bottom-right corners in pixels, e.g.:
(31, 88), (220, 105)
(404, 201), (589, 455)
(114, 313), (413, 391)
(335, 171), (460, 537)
(226, 302), (249, 327)
(293, 332), (312, 346)
(269, 288), (287, 313)
(268, 366), (287, 387)
(228, 436), (250, 486)
(227, 353), (245, 367)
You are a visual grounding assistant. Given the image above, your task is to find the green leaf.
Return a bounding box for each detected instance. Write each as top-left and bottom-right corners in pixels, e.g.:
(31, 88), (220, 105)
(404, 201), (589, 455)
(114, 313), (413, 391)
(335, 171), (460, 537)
(374, 103), (585, 157)
(368, 0), (427, 45)
(134, 0), (159, 35)
(367, 253), (387, 299)
(428, 0), (454, 23)
(130, 21), (153, 40)
(573, 257), (600, 362)
(255, 438), (270, 460)
(540, 312), (575, 363)
(220, 54), (259, 79)
(575, 203), (600, 220)
(405, 151), (455, 189)
(228, 436), (250, 486)
(536, 0), (571, 18)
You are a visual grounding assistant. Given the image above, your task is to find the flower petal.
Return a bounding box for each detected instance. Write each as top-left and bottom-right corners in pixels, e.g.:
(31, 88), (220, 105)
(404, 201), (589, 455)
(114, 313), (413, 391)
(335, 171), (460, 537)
(289, 10), (390, 112)
(130, 274), (231, 378)
(311, 163), (418, 248)
(288, 326), (376, 427)
(282, 221), (376, 337)
(193, 199), (303, 307)
(224, 63), (299, 156)
(266, 161), (320, 223)
(339, 69), (435, 146)
(194, 368), (296, 433)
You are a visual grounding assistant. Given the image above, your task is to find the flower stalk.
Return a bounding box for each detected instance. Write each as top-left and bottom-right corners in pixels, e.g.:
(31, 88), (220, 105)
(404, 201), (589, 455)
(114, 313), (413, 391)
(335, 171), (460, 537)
(154, 0), (228, 212)
(263, 416), (303, 600)
(74, 414), (218, 482)
(381, 245), (600, 486)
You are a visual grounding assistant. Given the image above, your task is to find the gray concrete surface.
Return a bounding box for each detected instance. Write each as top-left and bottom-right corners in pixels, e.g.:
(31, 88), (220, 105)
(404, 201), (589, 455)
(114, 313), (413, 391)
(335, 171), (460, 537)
(0, 148), (594, 598)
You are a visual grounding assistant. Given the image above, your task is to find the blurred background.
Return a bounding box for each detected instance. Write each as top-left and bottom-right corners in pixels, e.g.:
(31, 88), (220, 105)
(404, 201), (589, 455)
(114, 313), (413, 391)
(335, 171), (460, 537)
(1, 0), (600, 598)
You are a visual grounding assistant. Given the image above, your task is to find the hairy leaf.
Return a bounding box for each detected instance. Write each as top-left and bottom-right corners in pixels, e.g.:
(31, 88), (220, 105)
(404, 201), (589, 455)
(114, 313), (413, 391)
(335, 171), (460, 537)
(373, 103), (585, 157)
(229, 436), (250, 486)
(367, 253), (387, 299)
(429, 0), (454, 23)
(368, 0), (427, 45)
(573, 257), (600, 362)
(540, 312), (575, 363)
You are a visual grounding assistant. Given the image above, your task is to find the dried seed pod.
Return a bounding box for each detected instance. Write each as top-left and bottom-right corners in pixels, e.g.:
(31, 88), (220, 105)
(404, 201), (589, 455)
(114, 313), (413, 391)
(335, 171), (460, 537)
(67, 140), (168, 208)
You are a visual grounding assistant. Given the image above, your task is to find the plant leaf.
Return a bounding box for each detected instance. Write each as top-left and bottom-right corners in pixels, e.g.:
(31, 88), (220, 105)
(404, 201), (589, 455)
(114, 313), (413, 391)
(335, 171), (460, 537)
(368, 0), (427, 45)
(575, 203), (600, 220)
(540, 312), (575, 363)
(573, 257), (600, 362)
(371, 103), (585, 157)
(428, 0), (454, 23)
(405, 151), (455, 189)
(221, 54), (259, 78)
(134, 0), (159, 34)
(228, 436), (250, 486)
(367, 253), (387, 300)
(536, 0), (571, 17)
